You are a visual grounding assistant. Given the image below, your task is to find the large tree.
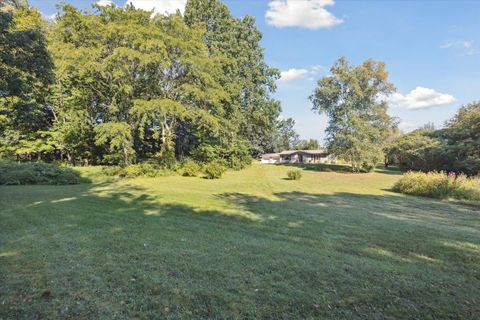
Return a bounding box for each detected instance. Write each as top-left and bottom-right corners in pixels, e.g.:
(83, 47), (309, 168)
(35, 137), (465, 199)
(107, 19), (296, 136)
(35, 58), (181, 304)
(49, 4), (227, 166)
(184, 0), (281, 156)
(296, 139), (321, 150)
(275, 118), (299, 151)
(0, 5), (54, 159)
(310, 57), (396, 172)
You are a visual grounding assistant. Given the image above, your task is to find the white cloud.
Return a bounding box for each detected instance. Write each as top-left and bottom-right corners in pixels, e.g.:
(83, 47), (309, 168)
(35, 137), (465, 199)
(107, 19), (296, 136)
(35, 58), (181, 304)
(266, 0), (343, 29)
(125, 0), (186, 15)
(441, 40), (478, 55)
(278, 65), (327, 83)
(279, 68), (309, 83)
(97, 0), (114, 6)
(388, 87), (455, 110)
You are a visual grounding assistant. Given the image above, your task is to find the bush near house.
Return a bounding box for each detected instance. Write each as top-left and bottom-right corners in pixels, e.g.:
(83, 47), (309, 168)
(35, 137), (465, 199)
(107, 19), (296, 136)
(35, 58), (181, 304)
(0, 162), (80, 185)
(393, 171), (480, 201)
(287, 169), (302, 180)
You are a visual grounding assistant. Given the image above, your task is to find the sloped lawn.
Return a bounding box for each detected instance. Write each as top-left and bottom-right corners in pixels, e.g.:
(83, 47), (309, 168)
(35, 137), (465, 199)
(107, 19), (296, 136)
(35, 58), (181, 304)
(1, 164), (479, 318)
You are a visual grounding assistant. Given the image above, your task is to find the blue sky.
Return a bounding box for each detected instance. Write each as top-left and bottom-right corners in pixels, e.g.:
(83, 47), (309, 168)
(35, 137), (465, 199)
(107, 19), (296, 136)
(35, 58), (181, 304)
(31, 0), (480, 142)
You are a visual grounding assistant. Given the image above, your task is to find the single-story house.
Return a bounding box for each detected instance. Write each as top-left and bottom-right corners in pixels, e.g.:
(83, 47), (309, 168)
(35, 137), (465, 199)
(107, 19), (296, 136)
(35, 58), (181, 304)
(261, 149), (336, 164)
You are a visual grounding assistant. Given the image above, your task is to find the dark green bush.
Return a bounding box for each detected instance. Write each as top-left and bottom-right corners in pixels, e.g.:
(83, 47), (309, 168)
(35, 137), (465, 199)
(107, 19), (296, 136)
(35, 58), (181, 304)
(180, 159), (201, 177)
(287, 169), (302, 180)
(393, 171), (480, 201)
(0, 162), (80, 185)
(204, 162), (226, 179)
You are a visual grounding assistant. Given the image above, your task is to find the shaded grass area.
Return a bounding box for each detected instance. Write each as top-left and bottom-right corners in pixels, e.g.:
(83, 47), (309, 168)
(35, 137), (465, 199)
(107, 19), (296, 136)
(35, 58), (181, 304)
(1, 164), (479, 318)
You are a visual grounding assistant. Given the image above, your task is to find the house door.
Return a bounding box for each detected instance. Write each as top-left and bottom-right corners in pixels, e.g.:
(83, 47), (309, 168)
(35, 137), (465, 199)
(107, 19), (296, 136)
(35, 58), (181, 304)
(299, 154), (303, 163)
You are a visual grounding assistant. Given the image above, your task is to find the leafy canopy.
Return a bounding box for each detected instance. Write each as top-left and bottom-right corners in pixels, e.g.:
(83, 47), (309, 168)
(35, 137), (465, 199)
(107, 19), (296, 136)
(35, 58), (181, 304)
(310, 57), (397, 172)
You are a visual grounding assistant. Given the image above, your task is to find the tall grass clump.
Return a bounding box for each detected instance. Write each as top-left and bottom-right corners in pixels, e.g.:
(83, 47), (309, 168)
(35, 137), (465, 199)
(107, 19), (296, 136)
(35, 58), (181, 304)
(0, 162), (80, 185)
(287, 169), (302, 180)
(204, 162), (226, 179)
(393, 171), (480, 201)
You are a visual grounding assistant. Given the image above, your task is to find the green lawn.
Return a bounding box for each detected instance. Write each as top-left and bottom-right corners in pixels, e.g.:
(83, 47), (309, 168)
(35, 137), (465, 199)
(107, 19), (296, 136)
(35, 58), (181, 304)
(1, 164), (479, 319)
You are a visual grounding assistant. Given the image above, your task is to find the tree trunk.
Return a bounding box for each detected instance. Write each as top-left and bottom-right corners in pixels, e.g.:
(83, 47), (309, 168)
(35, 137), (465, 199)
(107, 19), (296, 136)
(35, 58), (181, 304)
(66, 152), (73, 165)
(123, 145), (130, 166)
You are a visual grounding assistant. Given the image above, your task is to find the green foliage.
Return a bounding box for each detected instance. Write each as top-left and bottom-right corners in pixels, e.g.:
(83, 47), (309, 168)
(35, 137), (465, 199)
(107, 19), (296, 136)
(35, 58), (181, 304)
(0, 7), (54, 160)
(296, 139), (320, 150)
(387, 102), (480, 175)
(180, 158), (201, 177)
(310, 57), (397, 172)
(100, 166), (124, 177)
(275, 118), (300, 151)
(184, 0), (281, 156)
(393, 171), (480, 201)
(94, 122), (135, 166)
(0, 162), (80, 185)
(203, 161), (226, 179)
(1, 2), (284, 168)
(192, 138), (252, 170)
(223, 139), (252, 170)
(287, 169), (302, 180)
(101, 163), (162, 178)
(386, 129), (443, 172)
(442, 101), (480, 175)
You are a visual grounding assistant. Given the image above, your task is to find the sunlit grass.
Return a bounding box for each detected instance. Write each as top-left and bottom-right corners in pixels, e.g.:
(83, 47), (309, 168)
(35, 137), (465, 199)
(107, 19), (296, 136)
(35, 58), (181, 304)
(1, 164), (479, 318)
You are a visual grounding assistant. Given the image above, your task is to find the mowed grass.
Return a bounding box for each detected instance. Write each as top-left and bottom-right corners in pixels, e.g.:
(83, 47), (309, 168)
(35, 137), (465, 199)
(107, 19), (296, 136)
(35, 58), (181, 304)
(1, 164), (479, 319)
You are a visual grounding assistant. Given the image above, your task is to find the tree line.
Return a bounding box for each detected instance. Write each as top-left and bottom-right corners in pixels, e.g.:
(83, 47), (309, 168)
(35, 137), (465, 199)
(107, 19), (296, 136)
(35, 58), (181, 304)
(0, 0), (300, 168)
(386, 102), (480, 176)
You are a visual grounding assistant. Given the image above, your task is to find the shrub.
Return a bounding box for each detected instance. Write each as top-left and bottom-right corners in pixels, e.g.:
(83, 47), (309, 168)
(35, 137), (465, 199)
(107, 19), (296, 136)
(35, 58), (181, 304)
(0, 162), (80, 185)
(101, 166), (124, 177)
(180, 159), (201, 177)
(227, 155), (252, 171)
(392, 171), (480, 201)
(101, 163), (161, 178)
(204, 162), (226, 179)
(287, 169), (302, 180)
(123, 163), (159, 178)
